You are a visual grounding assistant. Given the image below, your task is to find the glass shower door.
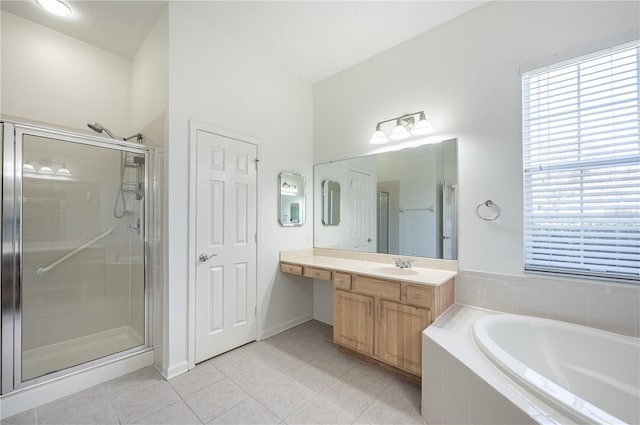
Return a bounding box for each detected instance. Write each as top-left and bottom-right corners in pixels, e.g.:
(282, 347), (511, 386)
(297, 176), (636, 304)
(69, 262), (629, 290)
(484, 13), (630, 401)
(18, 130), (147, 382)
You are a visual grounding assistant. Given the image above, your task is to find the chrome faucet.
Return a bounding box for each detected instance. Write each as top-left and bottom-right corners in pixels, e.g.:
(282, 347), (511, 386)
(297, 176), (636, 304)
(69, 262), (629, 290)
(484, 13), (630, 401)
(393, 257), (413, 269)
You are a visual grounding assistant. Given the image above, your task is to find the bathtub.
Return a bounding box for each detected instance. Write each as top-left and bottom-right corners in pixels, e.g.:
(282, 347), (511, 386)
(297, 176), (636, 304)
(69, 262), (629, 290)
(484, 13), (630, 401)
(473, 314), (640, 425)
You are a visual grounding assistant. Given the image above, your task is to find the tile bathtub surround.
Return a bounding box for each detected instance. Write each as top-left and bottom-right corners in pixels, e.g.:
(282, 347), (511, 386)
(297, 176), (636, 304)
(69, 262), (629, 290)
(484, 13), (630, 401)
(455, 270), (640, 337)
(5, 320), (425, 425)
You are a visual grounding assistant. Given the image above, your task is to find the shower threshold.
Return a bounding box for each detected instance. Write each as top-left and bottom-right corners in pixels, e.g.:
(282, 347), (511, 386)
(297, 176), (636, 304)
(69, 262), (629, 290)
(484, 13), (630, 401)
(22, 326), (144, 382)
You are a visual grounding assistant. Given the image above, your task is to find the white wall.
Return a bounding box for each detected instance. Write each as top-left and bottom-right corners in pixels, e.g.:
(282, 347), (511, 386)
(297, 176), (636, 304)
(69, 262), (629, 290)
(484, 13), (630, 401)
(314, 1), (640, 276)
(166, 4), (314, 376)
(0, 11), (131, 134)
(130, 6), (169, 375)
(313, 1), (640, 328)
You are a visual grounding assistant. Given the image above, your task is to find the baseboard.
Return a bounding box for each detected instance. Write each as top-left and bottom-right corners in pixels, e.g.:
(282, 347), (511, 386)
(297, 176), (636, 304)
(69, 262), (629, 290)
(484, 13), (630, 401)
(260, 313), (313, 340)
(163, 360), (189, 380)
(0, 350), (153, 419)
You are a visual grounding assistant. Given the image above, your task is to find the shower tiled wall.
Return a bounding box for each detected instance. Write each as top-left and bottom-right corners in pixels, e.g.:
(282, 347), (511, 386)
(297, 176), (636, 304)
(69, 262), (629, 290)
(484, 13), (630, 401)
(455, 270), (640, 337)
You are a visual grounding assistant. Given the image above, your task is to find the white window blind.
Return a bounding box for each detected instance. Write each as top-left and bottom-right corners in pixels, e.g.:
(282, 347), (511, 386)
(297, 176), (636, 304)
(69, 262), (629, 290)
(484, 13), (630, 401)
(523, 41), (640, 282)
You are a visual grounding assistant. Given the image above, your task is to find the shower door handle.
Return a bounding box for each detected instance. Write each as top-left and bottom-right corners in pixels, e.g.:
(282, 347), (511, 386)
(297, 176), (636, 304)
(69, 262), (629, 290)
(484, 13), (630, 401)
(199, 253), (217, 262)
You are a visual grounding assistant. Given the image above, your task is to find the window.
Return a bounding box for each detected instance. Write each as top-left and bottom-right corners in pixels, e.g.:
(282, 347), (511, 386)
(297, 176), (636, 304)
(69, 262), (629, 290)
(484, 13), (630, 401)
(522, 40), (640, 282)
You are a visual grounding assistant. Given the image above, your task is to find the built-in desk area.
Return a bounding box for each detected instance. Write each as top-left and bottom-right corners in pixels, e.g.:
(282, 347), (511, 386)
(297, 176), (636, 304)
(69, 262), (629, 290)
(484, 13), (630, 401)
(280, 248), (457, 379)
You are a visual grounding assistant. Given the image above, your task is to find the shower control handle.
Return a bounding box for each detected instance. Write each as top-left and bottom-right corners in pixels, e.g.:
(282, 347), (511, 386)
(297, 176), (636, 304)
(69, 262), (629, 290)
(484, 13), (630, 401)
(199, 253), (217, 262)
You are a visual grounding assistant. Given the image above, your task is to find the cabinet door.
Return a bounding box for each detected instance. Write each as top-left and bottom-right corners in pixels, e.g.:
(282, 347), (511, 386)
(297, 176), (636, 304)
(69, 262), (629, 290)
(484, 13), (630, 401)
(375, 300), (431, 375)
(333, 289), (374, 356)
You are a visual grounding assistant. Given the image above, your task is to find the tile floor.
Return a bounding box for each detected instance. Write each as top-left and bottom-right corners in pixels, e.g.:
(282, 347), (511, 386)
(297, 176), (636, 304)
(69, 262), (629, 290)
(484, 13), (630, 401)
(4, 320), (425, 425)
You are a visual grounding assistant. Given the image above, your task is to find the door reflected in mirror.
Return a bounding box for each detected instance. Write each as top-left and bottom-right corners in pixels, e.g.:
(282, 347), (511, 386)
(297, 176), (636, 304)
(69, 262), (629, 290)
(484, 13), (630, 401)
(279, 172), (306, 226)
(322, 180), (340, 225)
(313, 139), (458, 259)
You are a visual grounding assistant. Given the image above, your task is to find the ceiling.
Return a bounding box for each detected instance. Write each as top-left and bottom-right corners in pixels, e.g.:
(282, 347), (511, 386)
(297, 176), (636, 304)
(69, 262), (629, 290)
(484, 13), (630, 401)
(1, 1), (485, 83)
(0, 1), (167, 59)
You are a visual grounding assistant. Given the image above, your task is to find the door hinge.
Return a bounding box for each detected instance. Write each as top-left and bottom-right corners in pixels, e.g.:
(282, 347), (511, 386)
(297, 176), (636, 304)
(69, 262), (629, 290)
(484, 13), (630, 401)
(254, 306), (257, 316)
(254, 158), (259, 170)
(254, 233), (257, 243)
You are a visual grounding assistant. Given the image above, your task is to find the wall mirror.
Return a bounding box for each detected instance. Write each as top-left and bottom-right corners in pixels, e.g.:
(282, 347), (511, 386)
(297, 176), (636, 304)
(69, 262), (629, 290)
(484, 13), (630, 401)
(279, 172), (306, 226)
(322, 180), (341, 225)
(313, 139), (458, 259)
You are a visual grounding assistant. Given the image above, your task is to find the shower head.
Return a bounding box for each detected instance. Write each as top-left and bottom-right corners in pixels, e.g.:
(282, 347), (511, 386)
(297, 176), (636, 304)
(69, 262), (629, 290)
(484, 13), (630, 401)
(87, 122), (116, 139)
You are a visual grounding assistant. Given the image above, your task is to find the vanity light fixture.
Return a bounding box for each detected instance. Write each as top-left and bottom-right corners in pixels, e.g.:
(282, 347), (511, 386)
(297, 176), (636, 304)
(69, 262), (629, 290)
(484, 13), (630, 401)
(24, 158), (72, 178)
(36, 0), (72, 17)
(368, 124), (388, 145)
(281, 182), (298, 195)
(38, 165), (54, 174)
(369, 111), (434, 144)
(57, 165), (71, 176)
(389, 118), (411, 140)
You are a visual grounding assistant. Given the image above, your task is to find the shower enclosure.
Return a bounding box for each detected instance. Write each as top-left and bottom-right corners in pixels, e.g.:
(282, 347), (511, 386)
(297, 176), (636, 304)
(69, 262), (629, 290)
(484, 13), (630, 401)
(1, 120), (152, 393)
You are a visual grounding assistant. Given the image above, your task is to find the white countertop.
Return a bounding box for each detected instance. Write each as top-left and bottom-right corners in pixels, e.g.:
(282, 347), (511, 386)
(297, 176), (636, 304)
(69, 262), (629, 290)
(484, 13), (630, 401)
(281, 254), (456, 286)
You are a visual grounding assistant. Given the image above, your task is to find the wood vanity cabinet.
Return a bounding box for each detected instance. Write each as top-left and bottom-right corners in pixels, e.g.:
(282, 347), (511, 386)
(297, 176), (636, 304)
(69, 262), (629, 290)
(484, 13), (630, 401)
(375, 300), (431, 375)
(333, 289), (374, 356)
(279, 261), (454, 377)
(335, 274), (452, 377)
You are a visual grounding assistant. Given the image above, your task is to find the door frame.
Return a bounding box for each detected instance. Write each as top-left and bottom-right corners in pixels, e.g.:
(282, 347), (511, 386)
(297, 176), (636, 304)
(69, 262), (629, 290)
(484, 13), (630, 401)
(187, 120), (261, 370)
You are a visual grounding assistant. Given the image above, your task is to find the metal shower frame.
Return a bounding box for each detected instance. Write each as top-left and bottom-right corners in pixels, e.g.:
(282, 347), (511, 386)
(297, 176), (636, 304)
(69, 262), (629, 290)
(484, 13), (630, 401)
(1, 120), (154, 394)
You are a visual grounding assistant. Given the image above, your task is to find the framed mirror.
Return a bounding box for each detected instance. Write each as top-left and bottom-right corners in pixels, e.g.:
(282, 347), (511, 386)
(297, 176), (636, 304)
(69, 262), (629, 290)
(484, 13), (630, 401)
(279, 172), (306, 226)
(314, 139), (458, 259)
(322, 180), (341, 225)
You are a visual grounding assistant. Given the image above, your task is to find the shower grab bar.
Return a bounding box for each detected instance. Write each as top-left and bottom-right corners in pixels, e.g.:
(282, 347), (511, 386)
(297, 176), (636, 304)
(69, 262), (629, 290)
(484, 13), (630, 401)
(36, 226), (116, 275)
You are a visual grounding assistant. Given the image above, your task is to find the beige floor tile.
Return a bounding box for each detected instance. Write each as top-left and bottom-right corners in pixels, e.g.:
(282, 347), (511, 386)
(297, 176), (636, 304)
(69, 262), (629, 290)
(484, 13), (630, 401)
(385, 377), (422, 406)
(209, 398), (280, 425)
(286, 356), (349, 393)
(320, 376), (383, 415)
(360, 388), (425, 425)
(111, 381), (180, 424)
(227, 360), (289, 395)
(37, 385), (119, 425)
(2, 409), (36, 425)
(135, 400), (202, 425)
(254, 375), (317, 419)
(284, 395), (356, 425)
(208, 347), (265, 377)
(342, 362), (396, 389)
(169, 362), (226, 398)
(104, 366), (164, 399)
(184, 377), (250, 423)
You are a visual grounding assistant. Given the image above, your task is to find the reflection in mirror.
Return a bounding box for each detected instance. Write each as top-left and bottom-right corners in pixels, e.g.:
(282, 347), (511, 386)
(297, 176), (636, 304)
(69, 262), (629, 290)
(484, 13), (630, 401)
(314, 139), (457, 259)
(322, 180), (341, 225)
(279, 172), (306, 226)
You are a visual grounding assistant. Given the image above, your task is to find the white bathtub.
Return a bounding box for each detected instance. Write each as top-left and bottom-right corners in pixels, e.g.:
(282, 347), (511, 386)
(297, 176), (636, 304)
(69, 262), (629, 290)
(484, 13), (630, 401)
(473, 314), (640, 425)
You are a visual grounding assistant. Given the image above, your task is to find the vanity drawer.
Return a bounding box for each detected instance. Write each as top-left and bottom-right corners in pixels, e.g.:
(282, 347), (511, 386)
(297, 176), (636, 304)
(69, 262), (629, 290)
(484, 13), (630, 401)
(353, 276), (400, 301)
(303, 266), (332, 281)
(280, 263), (302, 276)
(333, 272), (352, 290)
(405, 284), (433, 308)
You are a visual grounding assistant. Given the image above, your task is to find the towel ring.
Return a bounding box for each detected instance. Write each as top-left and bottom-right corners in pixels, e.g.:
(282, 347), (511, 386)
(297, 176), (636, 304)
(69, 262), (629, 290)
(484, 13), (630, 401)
(476, 200), (501, 221)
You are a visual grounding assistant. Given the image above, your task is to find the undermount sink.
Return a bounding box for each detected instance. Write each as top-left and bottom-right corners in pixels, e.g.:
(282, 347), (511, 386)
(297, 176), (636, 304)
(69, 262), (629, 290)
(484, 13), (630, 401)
(373, 266), (419, 276)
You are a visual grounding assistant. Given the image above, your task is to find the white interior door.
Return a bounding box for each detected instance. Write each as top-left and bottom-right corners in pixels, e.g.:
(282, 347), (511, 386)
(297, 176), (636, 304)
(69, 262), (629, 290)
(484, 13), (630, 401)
(348, 169), (375, 252)
(442, 183), (457, 260)
(195, 129), (257, 363)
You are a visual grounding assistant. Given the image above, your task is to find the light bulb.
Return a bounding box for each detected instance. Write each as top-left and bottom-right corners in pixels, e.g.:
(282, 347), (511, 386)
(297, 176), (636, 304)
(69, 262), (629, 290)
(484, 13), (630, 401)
(36, 0), (72, 17)
(57, 166), (71, 176)
(39, 165), (53, 174)
(368, 124), (388, 145)
(389, 119), (410, 140)
(412, 112), (434, 135)
(23, 162), (35, 172)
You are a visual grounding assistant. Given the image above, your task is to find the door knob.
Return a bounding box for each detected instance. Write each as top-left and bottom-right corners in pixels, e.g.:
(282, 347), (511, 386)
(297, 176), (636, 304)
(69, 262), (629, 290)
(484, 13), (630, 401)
(367, 238), (373, 243)
(199, 253), (217, 262)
